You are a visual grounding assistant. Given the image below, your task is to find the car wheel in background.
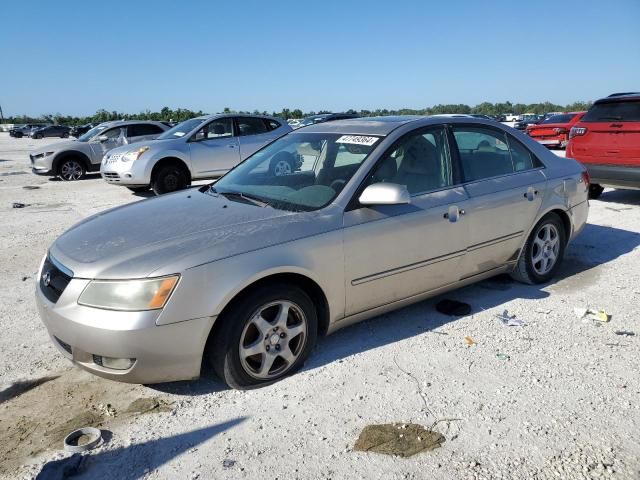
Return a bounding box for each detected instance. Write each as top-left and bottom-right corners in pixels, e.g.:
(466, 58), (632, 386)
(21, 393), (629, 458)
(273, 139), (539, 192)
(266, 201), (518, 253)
(511, 212), (566, 285)
(269, 152), (295, 176)
(61, 133), (69, 138)
(209, 283), (318, 389)
(589, 184), (604, 199)
(126, 186), (150, 193)
(33, 134), (42, 139)
(58, 158), (85, 181)
(151, 164), (189, 195)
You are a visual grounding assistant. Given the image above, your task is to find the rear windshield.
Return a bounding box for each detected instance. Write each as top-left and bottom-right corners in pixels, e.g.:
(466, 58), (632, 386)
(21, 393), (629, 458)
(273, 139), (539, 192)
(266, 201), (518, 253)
(582, 101), (640, 122)
(542, 114), (573, 124)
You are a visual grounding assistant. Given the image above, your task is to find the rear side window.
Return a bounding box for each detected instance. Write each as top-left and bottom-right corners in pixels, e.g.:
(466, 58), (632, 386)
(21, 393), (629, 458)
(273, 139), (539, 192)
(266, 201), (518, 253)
(237, 117), (268, 136)
(582, 101), (640, 122)
(128, 124), (164, 137)
(452, 126), (541, 181)
(264, 119), (281, 131)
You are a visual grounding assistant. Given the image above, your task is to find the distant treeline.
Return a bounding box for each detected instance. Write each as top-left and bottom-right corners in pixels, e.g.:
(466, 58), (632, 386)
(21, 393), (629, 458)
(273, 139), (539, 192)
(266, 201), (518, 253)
(4, 101), (593, 125)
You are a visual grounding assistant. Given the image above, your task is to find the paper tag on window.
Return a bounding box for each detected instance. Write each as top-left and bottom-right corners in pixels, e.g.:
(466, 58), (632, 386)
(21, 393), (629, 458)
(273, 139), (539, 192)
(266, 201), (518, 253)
(336, 135), (379, 146)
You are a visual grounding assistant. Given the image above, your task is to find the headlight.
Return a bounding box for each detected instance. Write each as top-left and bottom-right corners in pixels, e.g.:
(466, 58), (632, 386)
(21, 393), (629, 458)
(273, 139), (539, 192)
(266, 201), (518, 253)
(122, 146), (150, 162)
(78, 275), (179, 311)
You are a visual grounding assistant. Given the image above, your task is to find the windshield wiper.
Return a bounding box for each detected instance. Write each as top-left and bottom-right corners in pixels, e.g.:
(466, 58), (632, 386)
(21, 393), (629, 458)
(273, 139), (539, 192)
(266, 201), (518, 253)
(217, 190), (271, 208)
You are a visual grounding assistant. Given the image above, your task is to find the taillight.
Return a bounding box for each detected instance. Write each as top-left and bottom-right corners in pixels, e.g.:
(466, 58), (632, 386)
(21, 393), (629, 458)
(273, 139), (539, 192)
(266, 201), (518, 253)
(553, 127), (567, 134)
(581, 170), (590, 187)
(569, 126), (587, 139)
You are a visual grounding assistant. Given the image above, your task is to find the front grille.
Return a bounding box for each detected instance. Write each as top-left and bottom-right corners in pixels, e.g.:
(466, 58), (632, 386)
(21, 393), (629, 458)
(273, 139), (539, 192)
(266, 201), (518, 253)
(39, 256), (73, 303)
(102, 172), (121, 182)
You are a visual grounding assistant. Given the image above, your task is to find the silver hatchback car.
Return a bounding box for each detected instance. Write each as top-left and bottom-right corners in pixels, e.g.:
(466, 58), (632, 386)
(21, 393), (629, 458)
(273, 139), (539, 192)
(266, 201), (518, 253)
(100, 114), (291, 195)
(36, 116), (589, 389)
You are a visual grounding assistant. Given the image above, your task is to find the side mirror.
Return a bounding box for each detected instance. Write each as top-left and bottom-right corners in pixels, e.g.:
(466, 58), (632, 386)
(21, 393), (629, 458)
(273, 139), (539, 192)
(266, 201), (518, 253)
(97, 135), (109, 143)
(359, 183), (410, 206)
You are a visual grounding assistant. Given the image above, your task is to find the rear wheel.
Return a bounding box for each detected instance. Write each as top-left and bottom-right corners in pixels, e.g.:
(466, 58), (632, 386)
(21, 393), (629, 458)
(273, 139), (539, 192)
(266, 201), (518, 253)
(126, 186), (150, 193)
(209, 283), (318, 389)
(151, 164), (189, 195)
(58, 158), (85, 181)
(511, 213), (566, 284)
(589, 184), (604, 199)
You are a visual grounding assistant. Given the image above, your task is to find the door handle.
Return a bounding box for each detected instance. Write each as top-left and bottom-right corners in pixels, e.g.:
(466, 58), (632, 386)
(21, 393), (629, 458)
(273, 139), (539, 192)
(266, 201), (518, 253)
(443, 206), (464, 222)
(524, 188), (538, 201)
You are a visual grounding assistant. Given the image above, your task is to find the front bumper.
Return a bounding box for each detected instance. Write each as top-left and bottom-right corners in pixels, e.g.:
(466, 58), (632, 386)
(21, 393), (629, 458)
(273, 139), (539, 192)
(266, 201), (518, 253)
(101, 154), (151, 186)
(584, 164), (640, 189)
(30, 154), (54, 175)
(35, 276), (215, 384)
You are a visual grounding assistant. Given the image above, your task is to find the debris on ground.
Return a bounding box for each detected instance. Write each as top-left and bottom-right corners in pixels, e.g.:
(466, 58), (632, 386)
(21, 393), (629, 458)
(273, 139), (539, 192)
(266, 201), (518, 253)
(496, 353), (510, 361)
(12, 202), (29, 208)
(222, 459), (236, 468)
(614, 330), (636, 337)
(96, 403), (117, 417)
(353, 423), (445, 457)
(574, 307), (611, 323)
(23, 185), (41, 190)
(464, 336), (477, 346)
(63, 427), (102, 452)
(496, 310), (526, 327)
(535, 308), (552, 314)
(125, 397), (172, 414)
(436, 299), (471, 316)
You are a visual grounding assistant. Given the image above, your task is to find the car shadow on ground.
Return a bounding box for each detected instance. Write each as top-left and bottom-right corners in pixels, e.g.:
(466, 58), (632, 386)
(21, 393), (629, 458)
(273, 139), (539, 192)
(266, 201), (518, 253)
(596, 188), (640, 207)
(48, 173), (102, 182)
(35, 418), (246, 479)
(152, 222), (640, 395)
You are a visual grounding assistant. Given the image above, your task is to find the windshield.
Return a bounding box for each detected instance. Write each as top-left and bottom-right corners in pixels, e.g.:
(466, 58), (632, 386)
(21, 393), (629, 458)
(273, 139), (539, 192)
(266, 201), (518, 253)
(78, 125), (108, 142)
(542, 114), (574, 124)
(157, 118), (205, 139)
(210, 132), (381, 211)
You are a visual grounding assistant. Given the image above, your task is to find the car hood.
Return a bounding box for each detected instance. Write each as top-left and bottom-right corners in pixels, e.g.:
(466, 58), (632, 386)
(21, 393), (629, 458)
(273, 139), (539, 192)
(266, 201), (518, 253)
(31, 139), (83, 155)
(49, 188), (339, 279)
(105, 138), (175, 157)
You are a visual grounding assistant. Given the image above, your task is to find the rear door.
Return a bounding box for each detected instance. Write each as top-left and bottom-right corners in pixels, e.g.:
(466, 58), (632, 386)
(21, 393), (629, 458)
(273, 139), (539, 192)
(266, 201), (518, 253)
(450, 125), (547, 278)
(236, 117), (281, 159)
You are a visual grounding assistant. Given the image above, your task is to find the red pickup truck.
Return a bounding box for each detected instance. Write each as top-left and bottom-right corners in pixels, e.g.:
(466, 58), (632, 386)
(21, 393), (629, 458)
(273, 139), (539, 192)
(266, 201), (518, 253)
(567, 93), (640, 198)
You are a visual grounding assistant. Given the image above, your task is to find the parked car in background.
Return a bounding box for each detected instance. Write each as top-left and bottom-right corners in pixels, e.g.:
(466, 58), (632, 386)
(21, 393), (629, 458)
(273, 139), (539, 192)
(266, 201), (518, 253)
(30, 125), (71, 139)
(10, 124), (47, 138)
(30, 121), (169, 181)
(514, 115), (543, 130)
(470, 114), (495, 121)
(504, 114), (519, 122)
(101, 114), (292, 194)
(567, 92), (640, 199)
(526, 112), (585, 149)
(494, 114), (507, 122)
(295, 113), (361, 129)
(69, 123), (99, 138)
(36, 116), (589, 388)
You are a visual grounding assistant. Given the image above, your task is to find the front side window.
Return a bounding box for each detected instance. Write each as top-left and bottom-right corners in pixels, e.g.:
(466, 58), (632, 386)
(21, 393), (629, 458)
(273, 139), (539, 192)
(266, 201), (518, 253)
(210, 132), (381, 211)
(237, 117), (268, 136)
(101, 128), (122, 140)
(365, 127), (452, 195)
(193, 118), (233, 141)
(78, 125), (108, 142)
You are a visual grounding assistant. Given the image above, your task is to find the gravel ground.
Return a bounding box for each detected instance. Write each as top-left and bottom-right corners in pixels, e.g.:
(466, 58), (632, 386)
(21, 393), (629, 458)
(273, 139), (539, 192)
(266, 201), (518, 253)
(0, 132), (639, 480)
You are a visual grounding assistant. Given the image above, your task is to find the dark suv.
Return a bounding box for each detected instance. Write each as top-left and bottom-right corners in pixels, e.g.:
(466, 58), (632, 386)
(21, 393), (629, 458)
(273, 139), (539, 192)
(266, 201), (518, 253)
(567, 93), (640, 198)
(31, 125), (70, 139)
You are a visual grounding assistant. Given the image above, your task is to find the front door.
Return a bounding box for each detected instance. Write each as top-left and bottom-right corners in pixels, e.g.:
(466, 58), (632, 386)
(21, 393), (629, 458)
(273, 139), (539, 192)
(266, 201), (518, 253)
(89, 127), (125, 165)
(189, 117), (240, 177)
(343, 126), (469, 316)
(450, 125), (547, 278)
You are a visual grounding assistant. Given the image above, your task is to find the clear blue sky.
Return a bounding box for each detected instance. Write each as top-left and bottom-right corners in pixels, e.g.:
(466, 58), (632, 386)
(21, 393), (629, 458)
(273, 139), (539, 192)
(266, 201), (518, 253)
(2, 0), (639, 117)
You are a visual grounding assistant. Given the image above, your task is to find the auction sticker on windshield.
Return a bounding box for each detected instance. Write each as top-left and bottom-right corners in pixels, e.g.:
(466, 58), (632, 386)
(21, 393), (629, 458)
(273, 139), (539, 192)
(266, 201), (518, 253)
(336, 135), (379, 146)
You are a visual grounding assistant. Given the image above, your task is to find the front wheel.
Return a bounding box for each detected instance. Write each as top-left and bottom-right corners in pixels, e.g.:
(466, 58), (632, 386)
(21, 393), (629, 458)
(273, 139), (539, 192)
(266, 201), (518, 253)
(511, 213), (566, 284)
(58, 158), (85, 181)
(589, 184), (604, 199)
(151, 164), (189, 195)
(209, 283), (318, 389)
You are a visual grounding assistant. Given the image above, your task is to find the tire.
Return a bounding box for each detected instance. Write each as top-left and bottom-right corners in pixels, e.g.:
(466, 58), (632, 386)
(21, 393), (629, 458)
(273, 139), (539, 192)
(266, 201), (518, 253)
(33, 134), (42, 139)
(58, 158), (85, 181)
(269, 154), (294, 177)
(589, 184), (604, 200)
(126, 186), (150, 193)
(511, 212), (567, 285)
(151, 164), (189, 195)
(209, 283), (318, 389)
(15, 132), (23, 138)
(61, 133), (69, 138)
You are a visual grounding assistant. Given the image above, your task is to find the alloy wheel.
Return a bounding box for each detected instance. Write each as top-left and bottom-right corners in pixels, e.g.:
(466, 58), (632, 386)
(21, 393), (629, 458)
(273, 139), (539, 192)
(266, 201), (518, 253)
(60, 160), (83, 181)
(239, 300), (307, 380)
(531, 224), (560, 275)
(273, 160), (292, 176)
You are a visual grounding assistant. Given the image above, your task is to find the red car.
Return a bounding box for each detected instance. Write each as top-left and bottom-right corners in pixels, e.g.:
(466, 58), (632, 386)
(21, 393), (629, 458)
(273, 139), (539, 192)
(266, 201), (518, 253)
(526, 112), (585, 149)
(567, 93), (640, 198)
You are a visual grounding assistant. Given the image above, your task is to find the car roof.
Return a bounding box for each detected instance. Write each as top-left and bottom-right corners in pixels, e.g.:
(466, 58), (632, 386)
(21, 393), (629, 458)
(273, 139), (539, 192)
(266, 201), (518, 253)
(98, 120), (168, 127)
(298, 116), (424, 135)
(597, 92), (640, 103)
(196, 113), (281, 122)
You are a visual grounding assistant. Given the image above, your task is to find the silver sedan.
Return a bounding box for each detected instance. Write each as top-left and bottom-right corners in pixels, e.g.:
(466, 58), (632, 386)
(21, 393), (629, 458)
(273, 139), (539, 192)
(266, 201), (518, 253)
(35, 116), (589, 388)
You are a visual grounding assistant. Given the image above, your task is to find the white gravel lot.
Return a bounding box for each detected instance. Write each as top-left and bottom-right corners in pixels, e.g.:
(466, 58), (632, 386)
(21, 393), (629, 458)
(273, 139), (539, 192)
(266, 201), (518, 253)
(0, 132), (639, 480)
